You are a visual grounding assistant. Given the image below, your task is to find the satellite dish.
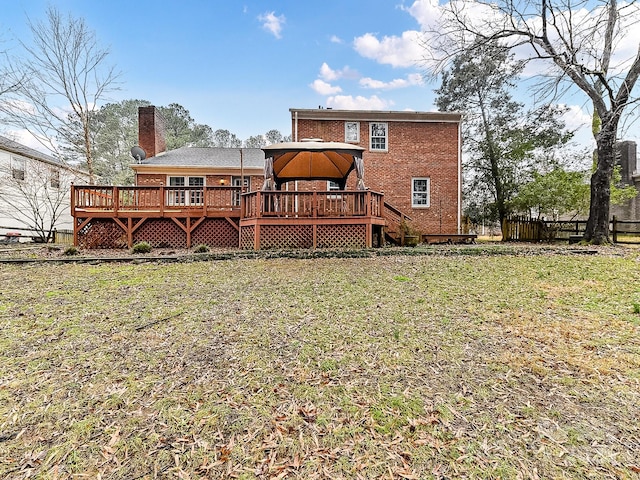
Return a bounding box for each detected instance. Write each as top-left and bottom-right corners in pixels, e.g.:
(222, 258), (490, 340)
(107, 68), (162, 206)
(130, 145), (146, 163)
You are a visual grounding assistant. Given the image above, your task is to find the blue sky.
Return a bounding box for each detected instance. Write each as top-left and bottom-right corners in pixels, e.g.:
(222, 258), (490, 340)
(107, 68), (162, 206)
(3, 0), (637, 151)
(2, 0), (442, 140)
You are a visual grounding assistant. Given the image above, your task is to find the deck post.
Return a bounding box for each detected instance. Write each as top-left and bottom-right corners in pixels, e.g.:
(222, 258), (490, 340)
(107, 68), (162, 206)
(203, 185), (208, 215)
(113, 186), (119, 216)
(70, 183), (76, 217)
(128, 218), (133, 248)
(186, 217), (192, 248)
(256, 191), (261, 218)
(160, 184), (165, 216)
(366, 190), (371, 216)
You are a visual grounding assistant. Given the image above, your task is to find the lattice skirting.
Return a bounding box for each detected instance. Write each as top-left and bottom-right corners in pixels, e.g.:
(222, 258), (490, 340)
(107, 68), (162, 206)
(77, 219), (128, 249)
(78, 218), (371, 250)
(317, 224), (366, 249)
(192, 219), (239, 248)
(78, 218), (241, 249)
(134, 220), (186, 248)
(240, 225), (255, 249)
(239, 223), (368, 249)
(260, 225), (314, 249)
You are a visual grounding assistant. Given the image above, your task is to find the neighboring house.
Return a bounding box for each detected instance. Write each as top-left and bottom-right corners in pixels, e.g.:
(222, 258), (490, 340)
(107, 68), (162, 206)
(71, 106), (464, 249)
(0, 134), (90, 241)
(611, 141), (640, 220)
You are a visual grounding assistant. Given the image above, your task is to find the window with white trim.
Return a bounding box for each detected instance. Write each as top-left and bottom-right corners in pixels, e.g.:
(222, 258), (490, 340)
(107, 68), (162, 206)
(232, 176), (250, 206)
(369, 122), (388, 151)
(412, 177), (430, 208)
(168, 176), (204, 206)
(345, 122), (360, 143)
(11, 156), (26, 181)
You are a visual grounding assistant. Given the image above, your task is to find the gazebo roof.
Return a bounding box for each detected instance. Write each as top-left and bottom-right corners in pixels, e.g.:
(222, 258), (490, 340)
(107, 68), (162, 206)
(262, 140), (365, 184)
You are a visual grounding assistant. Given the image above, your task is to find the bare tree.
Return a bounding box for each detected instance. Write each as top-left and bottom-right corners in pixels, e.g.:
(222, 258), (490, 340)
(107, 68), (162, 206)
(0, 6), (119, 184)
(0, 50), (24, 97)
(425, 0), (640, 244)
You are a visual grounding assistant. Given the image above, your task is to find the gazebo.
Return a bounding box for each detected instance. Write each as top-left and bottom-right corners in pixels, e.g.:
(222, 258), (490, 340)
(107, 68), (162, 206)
(239, 140), (385, 249)
(261, 140), (366, 191)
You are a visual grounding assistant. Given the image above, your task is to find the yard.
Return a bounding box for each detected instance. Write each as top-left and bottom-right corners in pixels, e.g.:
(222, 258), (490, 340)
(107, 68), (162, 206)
(0, 245), (639, 479)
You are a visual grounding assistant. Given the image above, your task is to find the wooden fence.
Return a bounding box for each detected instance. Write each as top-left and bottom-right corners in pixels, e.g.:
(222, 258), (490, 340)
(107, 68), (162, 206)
(502, 216), (640, 244)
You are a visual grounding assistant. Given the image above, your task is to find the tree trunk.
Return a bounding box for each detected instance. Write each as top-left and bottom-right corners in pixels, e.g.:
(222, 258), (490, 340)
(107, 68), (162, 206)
(584, 120), (617, 244)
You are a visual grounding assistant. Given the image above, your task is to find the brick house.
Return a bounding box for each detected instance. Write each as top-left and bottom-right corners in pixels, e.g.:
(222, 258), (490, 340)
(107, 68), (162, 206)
(71, 106), (464, 249)
(290, 108), (463, 235)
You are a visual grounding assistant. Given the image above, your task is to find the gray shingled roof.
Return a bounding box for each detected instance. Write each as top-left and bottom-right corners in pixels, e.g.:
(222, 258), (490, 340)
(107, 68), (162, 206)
(0, 134), (61, 165)
(138, 147), (265, 168)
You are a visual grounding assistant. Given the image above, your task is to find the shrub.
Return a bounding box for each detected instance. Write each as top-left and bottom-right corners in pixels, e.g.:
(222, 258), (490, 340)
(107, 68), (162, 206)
(193, 244), (210, 253)
(131, 241), (152, 254)
(63, 246), (78, 256)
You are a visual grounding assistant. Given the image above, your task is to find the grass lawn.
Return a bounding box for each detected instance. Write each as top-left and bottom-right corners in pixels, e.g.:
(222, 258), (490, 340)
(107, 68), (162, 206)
(1, 246), (639, 479)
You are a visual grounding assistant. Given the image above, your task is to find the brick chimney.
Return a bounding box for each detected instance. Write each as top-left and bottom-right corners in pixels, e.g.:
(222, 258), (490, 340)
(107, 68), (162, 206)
(138, 106), (166, 158)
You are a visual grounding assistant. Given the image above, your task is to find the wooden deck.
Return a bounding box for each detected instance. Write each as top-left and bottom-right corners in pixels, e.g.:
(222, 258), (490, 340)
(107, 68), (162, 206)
(71, 185), (386, 249)
(240, 190), (385, 249)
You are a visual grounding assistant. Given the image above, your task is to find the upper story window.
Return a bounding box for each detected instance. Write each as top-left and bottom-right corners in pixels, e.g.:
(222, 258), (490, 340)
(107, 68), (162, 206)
(412, 177), (430, 208)
(50, 168), (60, 189)
(11, 156), (26, 181)
(369, 122), (388, 151)
(345, 122), (360, 143)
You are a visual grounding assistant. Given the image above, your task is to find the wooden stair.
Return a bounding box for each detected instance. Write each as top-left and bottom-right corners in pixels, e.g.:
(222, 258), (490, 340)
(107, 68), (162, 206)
(383, 201), (412, 246)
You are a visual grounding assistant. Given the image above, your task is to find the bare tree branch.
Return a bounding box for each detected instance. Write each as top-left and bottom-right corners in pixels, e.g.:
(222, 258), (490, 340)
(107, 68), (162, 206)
(0, 6), (120, 183)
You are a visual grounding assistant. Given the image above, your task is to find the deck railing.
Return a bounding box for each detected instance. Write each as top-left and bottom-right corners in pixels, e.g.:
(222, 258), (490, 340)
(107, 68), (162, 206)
(241, 190), (383, 219)
(72, 185), (242, 216)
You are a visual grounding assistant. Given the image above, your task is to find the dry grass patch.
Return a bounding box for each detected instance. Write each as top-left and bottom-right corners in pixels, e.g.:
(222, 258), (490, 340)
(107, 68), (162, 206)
(0, 247), (639, 479)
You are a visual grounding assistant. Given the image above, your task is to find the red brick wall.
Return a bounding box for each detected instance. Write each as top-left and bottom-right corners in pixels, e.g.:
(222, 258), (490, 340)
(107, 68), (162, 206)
(136, 174), (165, 185)
(292, 118), (460, 234)
(138, 106), (166, 158)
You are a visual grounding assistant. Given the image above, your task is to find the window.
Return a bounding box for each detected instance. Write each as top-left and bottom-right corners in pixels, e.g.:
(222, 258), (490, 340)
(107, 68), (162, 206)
(168, 176), (204, 206)
(345, 122), (360, 143)
(232, 176), (250, 206)
(412, 178), (430, 208)
(189, 177), (204, 205)
(327, 180), (341, 199)
(50, 168), (60, 189)
(11, 157), (26, 181)
(369, 122), (388, 151)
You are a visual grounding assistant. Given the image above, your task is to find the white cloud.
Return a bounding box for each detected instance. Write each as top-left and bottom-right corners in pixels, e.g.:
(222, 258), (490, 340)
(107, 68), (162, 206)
(330, 35), (343, 44)
(319, 62), (359, 81)
(560, 104), (592, 132)
(402, 0), (442, 30)
(258, 11), (285, 39)
(4, 129), (56, 154)
(360, 73), (424, 90)
(326, 95), (393, 110)
(353, 30), (426, 68)
(310, 79), (342, 95)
